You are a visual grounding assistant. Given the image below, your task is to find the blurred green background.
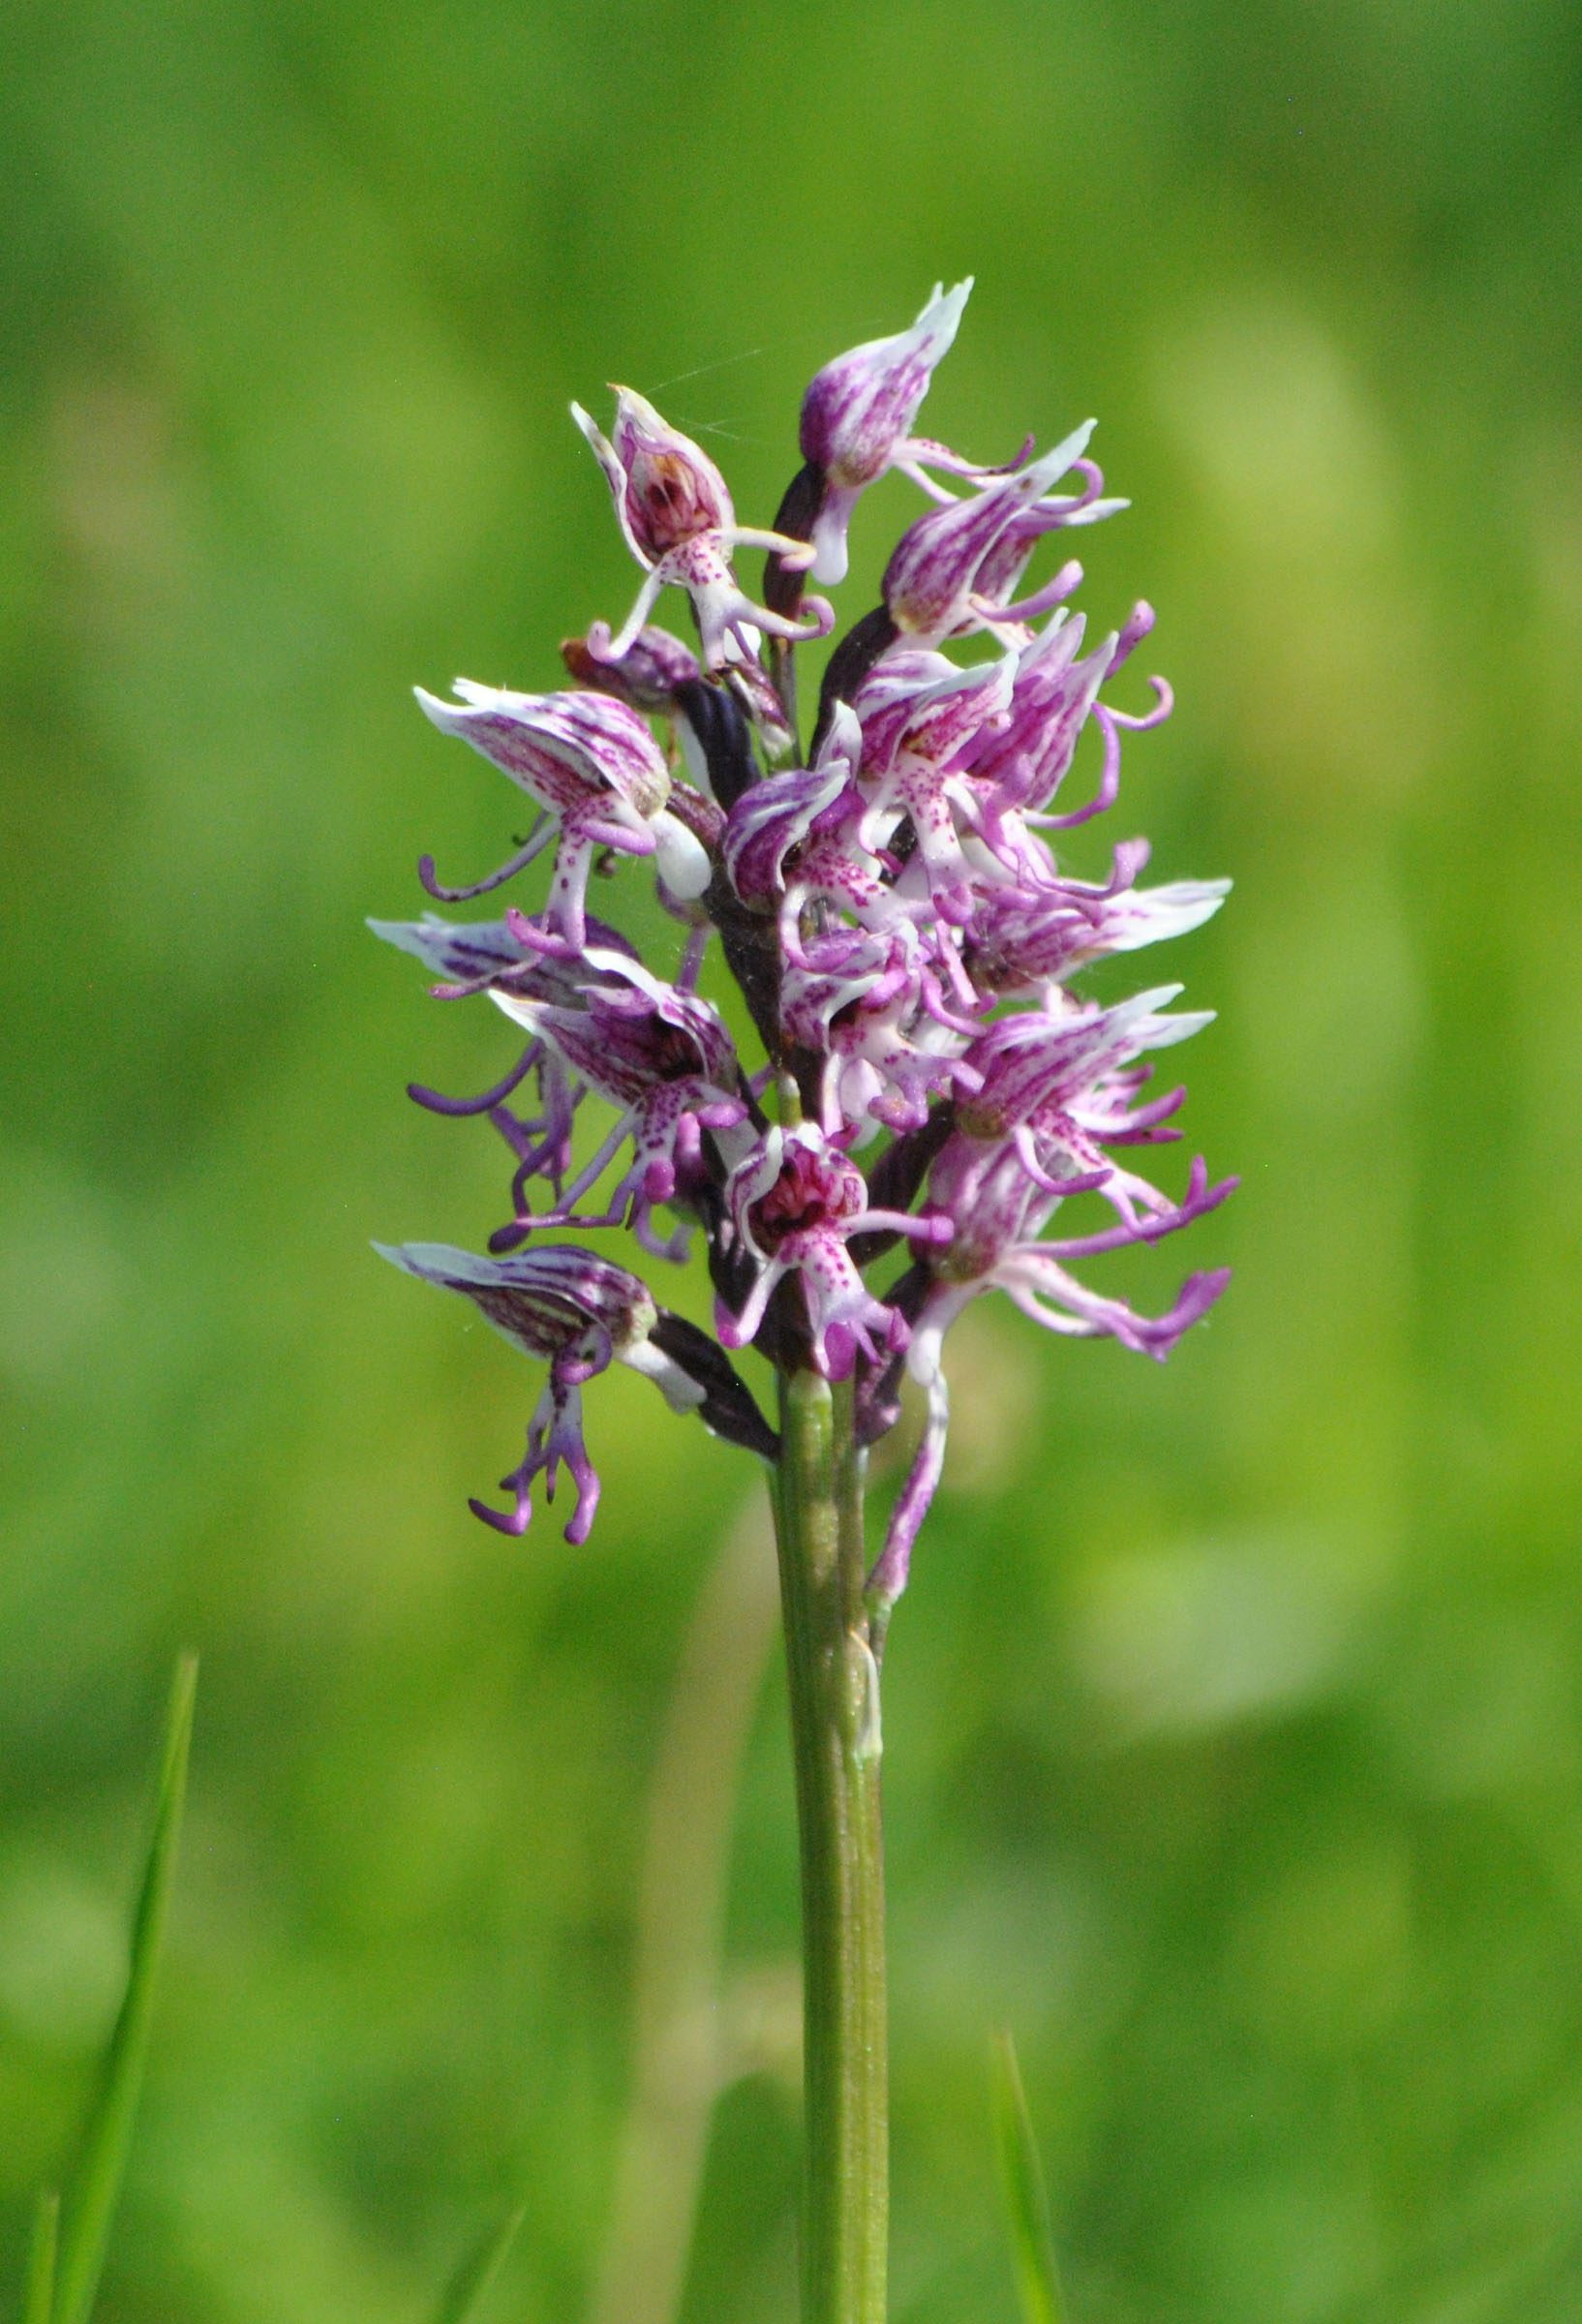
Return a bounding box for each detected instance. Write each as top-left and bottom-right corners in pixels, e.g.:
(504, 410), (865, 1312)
(4, 2), (1581, 2318)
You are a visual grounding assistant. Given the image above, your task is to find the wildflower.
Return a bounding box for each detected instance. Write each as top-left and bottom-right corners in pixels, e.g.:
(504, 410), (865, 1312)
(574, 387), (834, 670)
(882, 423), (1112, 645)
(721, 705), (894, 953)
(490, 950), (752, 1257)
(379, 280), (1232, 1567)
(850, 649), (1017, 923)
(375, 1242), (706, 1542)
(781, 918), (981, 1138)
(797, 279), (973, 583)
(861, 995), (1236, 1605)
(413, 683), (711, 952)
(715, 1121), (951, 1380)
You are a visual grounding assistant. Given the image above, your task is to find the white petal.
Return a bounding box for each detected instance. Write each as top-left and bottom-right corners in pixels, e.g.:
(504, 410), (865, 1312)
(653, 810), (712, 901)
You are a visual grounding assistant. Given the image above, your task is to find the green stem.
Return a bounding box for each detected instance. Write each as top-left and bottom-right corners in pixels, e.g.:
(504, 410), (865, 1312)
(772, 1367), (888, 2324)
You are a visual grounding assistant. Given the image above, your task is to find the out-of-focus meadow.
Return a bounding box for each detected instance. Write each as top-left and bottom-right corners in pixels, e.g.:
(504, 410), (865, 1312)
(3, 3), (1581, 2318)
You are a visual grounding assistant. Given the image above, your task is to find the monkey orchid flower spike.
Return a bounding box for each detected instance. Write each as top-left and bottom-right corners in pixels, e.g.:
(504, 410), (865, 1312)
(376, 281), (1234, 2324)
(573, 385), (835, 670)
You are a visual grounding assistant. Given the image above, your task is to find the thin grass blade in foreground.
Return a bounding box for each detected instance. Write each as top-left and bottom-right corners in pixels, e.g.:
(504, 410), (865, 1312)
(52, 1653), (198, 2324)
(22, 2189), (59, 2324)
(431, 2201), (527, 2324)
(991, 2032), (1069, 2324)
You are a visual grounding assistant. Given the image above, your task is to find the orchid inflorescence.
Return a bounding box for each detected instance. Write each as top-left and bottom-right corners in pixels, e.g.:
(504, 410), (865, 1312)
(375, 281), (1234, 1617)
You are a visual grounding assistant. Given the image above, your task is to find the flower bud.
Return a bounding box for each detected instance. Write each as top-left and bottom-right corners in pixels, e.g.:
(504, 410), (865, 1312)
(799, 280), (971, 582)
(562, 623), (702, 710)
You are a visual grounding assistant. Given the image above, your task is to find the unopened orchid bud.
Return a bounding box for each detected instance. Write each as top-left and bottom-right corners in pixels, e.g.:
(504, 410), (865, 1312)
(562, 623), (701, 710)
(799, 280), (972, 583)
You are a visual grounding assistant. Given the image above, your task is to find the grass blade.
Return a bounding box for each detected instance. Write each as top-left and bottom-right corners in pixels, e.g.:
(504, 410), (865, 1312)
(990, 2030), (1069, 2324)
(432, 2201), (528, 2324)
(22, 2188), (59, 2324)
(53, 1652), (198, 2324)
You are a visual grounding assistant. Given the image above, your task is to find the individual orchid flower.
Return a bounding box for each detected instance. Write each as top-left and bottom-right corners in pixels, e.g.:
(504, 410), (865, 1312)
(869, 1102), (1233, 1612)
(368, 910), (643, 1198)
(962, 856), (1232, 995)
(882, 422), (1117, 645)
(375, 1241), (707, 1542)
(490, 949), (752, 1258)
(781, 918), (982, 1137)
(907, 455), (1127, 634)
(956, 985), (1217, 1207)
(720, 748), (861, 913)
(412, 682), (712, 955)
(720, 703), (905, 964)
(715, 1121), (951, 1381)
(949, 606), (1177, 908)
(573, 386), (834, 670)
(850, 649), (1018, 923)
(959, 608), (1113, 811)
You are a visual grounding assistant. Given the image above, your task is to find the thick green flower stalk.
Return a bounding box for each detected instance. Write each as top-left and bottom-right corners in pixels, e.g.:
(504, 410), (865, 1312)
(375, 282), (1233, 2324)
